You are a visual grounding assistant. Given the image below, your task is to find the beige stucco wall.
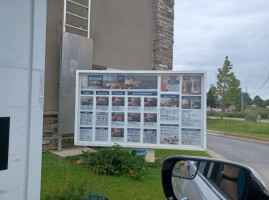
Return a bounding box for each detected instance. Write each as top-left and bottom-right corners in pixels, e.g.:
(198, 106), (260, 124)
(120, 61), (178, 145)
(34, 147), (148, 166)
(44, 0), (63, 111)
(44, 0), (154, 111)
(90, 0), (154, 70)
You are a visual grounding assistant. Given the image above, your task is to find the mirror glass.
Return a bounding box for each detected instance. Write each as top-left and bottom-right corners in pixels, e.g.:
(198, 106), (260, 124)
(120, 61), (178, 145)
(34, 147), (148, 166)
(172, 160), (247, 200)
(172, 160), (198, 179)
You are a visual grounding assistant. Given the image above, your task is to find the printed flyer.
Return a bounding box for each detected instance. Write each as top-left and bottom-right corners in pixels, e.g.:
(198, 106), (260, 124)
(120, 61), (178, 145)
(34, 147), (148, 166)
(127, 128), (140, 143)
(80, 74), (158, 90)
(144, 113), (157, 128)
(160, 94), (180, 107)
(182, 96), (201, 109)
(95, 127), (108, 142)
(80, 127), (92, 141)
(111, 112), (124, 126)
(144, 97), (157, 112)
(182, 76), (201, 95)
(96, 95), (109, 111)
(80, 96), (93, 110)
(80, 111), (93, 126)
(182, 110), (201, 128)
(128, 97), (141, 112)
(160, 124), (179, 145)
(181, 128), (201, 146)
(161, 75), (180, 92)
(128, 113), (141, 126)
(111, 128), (124, 142)
(143, 129), (157, 144)
(160, 94), (179, 122)
(96, 112), (108, 126)
(112, 96), (125, 111)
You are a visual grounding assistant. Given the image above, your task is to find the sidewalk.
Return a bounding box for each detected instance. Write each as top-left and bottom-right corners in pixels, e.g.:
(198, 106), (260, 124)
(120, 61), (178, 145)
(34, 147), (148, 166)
(49, 147), (96, 157)
(207, 129), (269, 145)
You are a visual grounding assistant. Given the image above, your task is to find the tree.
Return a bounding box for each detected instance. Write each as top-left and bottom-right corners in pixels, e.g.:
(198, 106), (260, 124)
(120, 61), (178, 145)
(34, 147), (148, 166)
(265, 99), (269, 107)
(243, 92), (253, 106)
(216, 56), (241, 118)
(235, 92), (252, 111)
(253, 95), (265, 108)
(207, 84), (218, 109)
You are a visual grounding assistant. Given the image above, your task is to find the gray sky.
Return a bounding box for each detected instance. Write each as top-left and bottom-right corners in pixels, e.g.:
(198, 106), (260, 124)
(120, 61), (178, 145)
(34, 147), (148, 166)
(173, 0), (269, 100)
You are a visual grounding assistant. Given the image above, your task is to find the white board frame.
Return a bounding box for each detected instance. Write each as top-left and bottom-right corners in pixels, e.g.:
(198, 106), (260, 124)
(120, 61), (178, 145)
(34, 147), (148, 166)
(75, 70), (207, 151)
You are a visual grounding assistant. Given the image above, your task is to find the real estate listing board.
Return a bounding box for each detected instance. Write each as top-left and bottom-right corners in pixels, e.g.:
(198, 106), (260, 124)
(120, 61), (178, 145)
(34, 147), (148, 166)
(74, 70), (206, 150)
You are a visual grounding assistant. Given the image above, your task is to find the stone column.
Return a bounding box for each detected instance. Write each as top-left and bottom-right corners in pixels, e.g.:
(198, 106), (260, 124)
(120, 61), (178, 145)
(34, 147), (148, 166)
(153, 0), (174, 70)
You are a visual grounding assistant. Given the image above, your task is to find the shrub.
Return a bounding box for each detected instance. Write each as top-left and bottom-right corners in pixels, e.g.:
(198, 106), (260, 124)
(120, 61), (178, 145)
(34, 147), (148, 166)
(222, 111), (246, 118)
(207, 108), (269, 119)
(244, 114), (257, 122)
(207, 110), (220, 117)
(82, 145), (147, 179)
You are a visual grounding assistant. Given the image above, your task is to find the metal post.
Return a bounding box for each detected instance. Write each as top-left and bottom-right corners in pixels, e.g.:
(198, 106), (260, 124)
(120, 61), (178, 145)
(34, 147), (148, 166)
(63, 0), (67, 33)
(59, 0), (67, 152)
(241, 92), (243, 111)
(87, 0), (91, 38)
(57, 134), (62, 151)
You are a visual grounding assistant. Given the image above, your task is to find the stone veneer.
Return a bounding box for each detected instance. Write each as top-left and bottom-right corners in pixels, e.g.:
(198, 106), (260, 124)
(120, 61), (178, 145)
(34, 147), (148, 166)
(153, 0), (174, 70)
(42, 112), (74, 151)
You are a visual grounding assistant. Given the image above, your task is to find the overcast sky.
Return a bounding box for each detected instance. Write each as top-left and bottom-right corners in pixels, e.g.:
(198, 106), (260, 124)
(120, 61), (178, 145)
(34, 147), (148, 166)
(173, 0), (269, 100)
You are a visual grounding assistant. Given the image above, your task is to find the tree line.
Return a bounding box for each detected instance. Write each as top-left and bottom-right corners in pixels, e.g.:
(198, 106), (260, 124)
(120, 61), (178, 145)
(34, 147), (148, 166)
(207, 56), (269, 117)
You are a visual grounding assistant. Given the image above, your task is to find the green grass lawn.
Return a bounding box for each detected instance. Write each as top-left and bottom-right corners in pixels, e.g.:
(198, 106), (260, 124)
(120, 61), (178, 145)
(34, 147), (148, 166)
(41, 149), (209, 200)
(41, 119), (269, 199)
(207, 118), (269, 138)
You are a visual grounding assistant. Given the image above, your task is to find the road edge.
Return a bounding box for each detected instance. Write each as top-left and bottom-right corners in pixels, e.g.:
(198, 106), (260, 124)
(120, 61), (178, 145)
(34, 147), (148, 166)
(207, 130), (269, 145)
(205, 149), (228, 160)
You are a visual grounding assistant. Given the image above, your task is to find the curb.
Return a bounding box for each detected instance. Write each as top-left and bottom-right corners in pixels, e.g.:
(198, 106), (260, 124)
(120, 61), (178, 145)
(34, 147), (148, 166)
(207, 130), (269, 145)
(205, 149), (228, 160)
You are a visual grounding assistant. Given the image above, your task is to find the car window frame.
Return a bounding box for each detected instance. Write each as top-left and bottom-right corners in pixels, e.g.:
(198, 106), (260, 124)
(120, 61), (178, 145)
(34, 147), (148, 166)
(197, 162), (234, 200)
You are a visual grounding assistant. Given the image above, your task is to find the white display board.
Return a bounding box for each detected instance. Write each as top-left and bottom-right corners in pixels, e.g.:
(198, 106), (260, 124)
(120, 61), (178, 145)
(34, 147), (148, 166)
(75, 70), (206, 150)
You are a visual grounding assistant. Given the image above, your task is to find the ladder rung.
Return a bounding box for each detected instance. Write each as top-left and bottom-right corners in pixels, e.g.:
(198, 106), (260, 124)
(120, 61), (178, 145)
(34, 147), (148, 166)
(66, 11), (88, 20)
(65, 24), (88, 32)
(67, 0), (88, 9)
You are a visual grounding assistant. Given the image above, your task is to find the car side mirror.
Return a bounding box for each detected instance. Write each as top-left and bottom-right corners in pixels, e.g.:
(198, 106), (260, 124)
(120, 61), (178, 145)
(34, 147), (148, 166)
(162, 156), (269, 200)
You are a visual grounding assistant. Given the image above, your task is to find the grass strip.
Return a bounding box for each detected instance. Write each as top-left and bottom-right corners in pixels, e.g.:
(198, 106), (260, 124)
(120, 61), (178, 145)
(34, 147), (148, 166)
(41, 149), (209, 200)
(207, 118), (269, 138)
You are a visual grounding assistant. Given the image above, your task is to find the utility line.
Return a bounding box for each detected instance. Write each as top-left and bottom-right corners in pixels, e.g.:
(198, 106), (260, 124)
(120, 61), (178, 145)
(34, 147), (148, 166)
(249, 74), (269, 95)
(248, 62), (268, 95)
(253, 65), (267, 88)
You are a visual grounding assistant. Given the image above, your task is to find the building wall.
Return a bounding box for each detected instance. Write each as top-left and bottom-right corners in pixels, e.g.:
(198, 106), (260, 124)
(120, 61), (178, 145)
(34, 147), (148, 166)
(44, 0), (63, 112)
(43, 0), (174, 149)
(90, 0), (154, 71)
(44, 0), (154, 112)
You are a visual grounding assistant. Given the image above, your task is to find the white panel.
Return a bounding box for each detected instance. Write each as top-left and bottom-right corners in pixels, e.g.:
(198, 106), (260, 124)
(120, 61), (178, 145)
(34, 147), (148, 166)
(26, 71), (44, 199)
(0, 108), (28, 199)
(0, 68), (28, 107)
(0, 68), (28, 200)
(0, 1), (32, 69)
(0, 0), (46, 199)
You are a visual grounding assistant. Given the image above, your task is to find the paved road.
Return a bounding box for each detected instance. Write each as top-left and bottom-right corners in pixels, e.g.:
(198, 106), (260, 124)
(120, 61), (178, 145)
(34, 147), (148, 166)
(207, 134), (269, 188)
